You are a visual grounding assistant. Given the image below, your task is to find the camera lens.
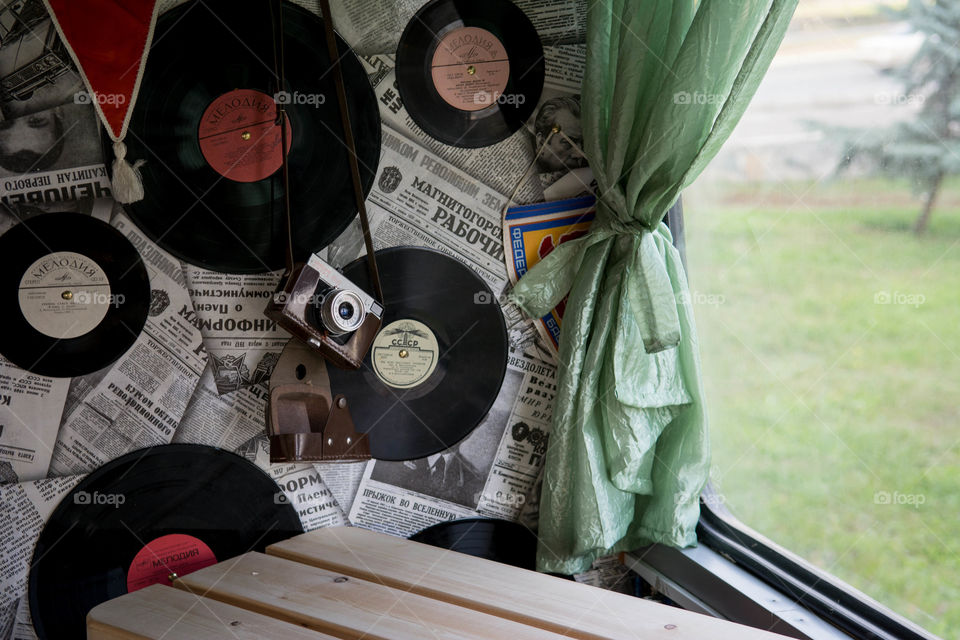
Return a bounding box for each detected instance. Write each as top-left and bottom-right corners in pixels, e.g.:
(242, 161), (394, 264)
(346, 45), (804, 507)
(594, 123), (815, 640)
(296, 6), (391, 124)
(316, 289), (366, 335)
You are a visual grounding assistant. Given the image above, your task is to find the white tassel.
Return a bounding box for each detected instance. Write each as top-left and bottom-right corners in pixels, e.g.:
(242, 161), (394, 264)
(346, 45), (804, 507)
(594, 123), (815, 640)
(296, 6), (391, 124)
(111, 140), (145, 204)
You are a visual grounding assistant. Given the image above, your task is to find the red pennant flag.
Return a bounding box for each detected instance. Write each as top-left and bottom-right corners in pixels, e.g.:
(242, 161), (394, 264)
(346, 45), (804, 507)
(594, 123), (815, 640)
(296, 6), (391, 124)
(43, 0), (160, 202)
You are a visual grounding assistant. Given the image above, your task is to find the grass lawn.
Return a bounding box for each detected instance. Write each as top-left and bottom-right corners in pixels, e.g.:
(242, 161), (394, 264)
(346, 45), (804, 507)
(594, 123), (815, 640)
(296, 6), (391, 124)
(683, 179), (960, 637)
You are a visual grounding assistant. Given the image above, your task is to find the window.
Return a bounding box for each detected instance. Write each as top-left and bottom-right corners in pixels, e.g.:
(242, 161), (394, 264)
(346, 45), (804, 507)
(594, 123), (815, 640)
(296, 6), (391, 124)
(684, 2), (957, 636)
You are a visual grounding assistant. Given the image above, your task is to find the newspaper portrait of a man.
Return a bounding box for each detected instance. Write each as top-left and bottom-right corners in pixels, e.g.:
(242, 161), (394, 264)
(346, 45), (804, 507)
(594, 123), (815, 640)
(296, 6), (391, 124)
(533, 95), (587, 179)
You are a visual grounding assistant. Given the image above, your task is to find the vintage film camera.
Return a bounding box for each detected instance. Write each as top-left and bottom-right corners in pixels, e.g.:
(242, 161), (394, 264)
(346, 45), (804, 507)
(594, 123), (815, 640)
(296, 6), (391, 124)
(265, 253), (383, 370)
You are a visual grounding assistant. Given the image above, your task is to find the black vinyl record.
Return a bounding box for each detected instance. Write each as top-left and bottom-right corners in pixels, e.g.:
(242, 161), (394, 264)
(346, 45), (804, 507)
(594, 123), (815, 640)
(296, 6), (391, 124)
(28, 444), (304, 640)
(396, 0), (544, 148)
(410, 517), (538, 570)
(121, 0), (381, 273)
(327, 247), (508, 460)
(0, 213), (149, 377)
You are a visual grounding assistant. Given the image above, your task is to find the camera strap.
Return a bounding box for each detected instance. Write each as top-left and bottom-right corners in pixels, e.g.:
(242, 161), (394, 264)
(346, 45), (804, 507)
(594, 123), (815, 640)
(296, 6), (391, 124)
(270, 0), (383, 301)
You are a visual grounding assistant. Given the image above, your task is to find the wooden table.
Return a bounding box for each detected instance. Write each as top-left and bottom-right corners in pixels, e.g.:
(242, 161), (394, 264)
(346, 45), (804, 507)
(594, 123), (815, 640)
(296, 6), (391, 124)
(88, 526), (792, 639)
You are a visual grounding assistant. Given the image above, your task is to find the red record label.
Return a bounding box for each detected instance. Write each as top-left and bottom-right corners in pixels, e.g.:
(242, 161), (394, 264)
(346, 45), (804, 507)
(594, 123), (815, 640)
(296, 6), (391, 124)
(126, 533), (217, 592)
(198, 88), (293, 182)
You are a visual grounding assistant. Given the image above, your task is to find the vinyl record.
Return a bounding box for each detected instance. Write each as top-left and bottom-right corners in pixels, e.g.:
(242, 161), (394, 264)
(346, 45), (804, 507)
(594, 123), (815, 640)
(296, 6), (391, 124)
(396, 0), (544, 148)
(410, 517), (538, 570)
(322, 247), (508, 460)
(121, 0), (381, 273)
(28, 444), (304, 640)
(0, 212), (149, 377)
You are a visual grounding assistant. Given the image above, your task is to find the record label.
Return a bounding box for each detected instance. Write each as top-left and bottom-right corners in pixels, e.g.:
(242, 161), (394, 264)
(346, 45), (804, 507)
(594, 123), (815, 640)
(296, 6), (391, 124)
(371, 319), (440, 389)
(18, 251), (111, 340)
(430, 27), (509, 111)
(198, 88), (293, 183)
(126, 534), (217, 593)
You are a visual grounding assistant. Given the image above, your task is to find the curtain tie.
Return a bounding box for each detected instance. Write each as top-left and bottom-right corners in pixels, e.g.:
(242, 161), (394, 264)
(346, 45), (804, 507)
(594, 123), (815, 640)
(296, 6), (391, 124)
(509, 211), (681, 354)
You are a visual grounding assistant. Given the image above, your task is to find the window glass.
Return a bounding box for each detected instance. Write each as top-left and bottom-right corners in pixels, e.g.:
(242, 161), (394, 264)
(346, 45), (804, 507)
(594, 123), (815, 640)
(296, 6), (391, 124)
(685, 1), (957, 635)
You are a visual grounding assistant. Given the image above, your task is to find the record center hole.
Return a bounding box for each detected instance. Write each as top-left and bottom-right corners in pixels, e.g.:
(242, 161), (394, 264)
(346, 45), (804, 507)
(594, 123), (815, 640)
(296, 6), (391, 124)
(467, 65), (476, 75)
(61, 290), (72, 300)
(295, 364), (306, 380)
(241, 131), (251, 140)
(399, 349), (408, 358)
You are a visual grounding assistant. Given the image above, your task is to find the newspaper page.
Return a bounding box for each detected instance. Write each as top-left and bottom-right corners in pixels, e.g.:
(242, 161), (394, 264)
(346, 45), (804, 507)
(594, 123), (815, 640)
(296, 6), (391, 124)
(517, 464), (544, 530)
(326, 0), (586, 57)
(183, 268), (289, 394)
(515, 0), (587, 45)
(503, 195), (596, 354)
(542, 43), (587, 90)
(172, 364), (268, 451)
(326, 0), (422, 57)
(349, 356), (556, 536)
(0, 103), (111, 209)
(573, 555), (637, 595)
(0, 0), (85, 121)
(314, 461), (366, 515)
(342, 132), (557, 535)
(271, 462), (350, 530)
(359, 52), (395, 89)
(0, 475), (82, 639)
(47, 212), (206, 476)
(0, 358), (69, 482)
(10, 597), (34, 640)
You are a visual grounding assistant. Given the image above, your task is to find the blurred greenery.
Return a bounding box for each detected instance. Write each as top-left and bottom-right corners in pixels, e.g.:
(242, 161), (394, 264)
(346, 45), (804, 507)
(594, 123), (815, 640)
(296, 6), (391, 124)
(685, 177), (960, 636)
(835, 0), (960, 233)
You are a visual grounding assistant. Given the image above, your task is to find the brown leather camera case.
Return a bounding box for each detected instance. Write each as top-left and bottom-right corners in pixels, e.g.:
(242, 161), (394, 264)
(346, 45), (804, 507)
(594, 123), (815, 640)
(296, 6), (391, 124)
(266, 340), (371, 463)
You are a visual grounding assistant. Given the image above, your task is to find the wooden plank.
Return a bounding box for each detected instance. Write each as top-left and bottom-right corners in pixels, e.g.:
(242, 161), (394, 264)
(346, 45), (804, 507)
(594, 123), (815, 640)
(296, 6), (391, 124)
(87, 584), (336, 640)
(267, 527), (792, 640)
(175, 551), (571, 640)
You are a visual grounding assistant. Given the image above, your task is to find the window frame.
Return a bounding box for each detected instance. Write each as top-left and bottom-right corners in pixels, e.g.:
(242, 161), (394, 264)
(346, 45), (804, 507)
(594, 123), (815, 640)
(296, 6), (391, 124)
(695, 487), (940, 640)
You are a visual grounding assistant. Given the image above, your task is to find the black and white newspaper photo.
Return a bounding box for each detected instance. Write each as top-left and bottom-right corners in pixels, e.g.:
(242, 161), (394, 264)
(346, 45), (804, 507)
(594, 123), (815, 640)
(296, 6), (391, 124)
(0, 103), (110, 208)
(0, 0), (84, 121)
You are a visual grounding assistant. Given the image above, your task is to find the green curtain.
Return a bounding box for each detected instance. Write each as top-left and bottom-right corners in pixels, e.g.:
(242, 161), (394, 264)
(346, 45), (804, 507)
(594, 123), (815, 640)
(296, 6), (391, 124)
(510, 0), (798, 574)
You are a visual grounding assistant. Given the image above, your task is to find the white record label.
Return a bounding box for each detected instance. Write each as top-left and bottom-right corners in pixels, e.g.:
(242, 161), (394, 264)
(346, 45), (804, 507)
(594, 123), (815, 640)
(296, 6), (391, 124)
(18, 251), (111, 339)
(372, 319), (440, 389)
